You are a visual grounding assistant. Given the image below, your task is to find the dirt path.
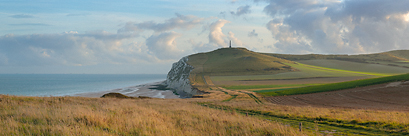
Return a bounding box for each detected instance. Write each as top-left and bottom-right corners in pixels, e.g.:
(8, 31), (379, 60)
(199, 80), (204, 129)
(265, 81), (409, 111)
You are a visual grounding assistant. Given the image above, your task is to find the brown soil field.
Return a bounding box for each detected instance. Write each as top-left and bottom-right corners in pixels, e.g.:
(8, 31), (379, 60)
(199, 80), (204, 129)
(214, 76), (368, 86)
(265, 81), (409, 111)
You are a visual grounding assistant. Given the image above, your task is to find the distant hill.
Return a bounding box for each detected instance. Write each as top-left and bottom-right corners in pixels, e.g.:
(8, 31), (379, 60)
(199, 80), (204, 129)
(187, 48), (297, 76)
(264, 50), (409, 64)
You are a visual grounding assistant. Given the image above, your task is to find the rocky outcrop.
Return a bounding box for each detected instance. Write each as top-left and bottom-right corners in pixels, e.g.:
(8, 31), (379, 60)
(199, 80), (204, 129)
(166, 57), (200, 98)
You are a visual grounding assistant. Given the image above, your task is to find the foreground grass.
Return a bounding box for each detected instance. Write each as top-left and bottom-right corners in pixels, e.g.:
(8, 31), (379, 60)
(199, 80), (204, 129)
(207, 101), (409, 135)
(260, 73), (409, 96)
(0, 95), (302, 136)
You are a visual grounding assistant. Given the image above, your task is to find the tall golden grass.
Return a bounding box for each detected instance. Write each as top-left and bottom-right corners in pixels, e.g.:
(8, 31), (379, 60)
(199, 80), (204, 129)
(0, 95), (303, 135)
(213, 100), (409, 125)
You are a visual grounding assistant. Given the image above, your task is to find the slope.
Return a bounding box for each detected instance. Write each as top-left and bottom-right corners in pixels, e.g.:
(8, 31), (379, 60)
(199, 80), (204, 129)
(188, 48), (296, 76)
(265, 50), (409, 64)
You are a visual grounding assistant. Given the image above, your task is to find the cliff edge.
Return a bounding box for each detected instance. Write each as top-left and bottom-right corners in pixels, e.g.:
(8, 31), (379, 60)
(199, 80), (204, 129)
(166, 57), (201, 98)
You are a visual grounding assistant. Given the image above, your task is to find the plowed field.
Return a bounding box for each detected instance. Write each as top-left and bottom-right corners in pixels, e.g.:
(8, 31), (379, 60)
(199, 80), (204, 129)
(266, 81), (409, 111)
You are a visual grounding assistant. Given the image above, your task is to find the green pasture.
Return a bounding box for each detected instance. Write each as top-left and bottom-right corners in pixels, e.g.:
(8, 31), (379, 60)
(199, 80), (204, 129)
(222, 84), (321, 90)
(211, 62), (389, 82)
(254, 88), (299, 93)
(195, 48), (294, 76)
(290, 63), (391, 76)
(298, 59), (409, 74)
(259, 73), (409, 96)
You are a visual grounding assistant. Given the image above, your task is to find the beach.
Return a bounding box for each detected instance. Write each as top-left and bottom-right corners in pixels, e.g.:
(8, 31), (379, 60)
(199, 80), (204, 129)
(73, 81), (180, 99)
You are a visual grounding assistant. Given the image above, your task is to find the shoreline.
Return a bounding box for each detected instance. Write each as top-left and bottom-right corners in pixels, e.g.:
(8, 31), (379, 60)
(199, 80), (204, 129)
(72, 81), (180, 99)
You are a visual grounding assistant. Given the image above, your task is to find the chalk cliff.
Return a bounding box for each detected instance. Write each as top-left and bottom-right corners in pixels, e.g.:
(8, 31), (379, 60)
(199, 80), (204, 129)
(166, 57), (200, 98)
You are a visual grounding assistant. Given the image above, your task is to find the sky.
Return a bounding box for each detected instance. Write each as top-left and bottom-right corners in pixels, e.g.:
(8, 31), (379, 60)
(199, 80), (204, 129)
(1, 0), (409, 74)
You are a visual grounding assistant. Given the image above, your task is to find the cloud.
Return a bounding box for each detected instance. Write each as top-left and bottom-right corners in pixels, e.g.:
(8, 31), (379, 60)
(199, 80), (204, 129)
(192, 19), (231, 52)
(260, 0), (409, 54)
(9, 23), (51, 26)
(0, 31), (157, 66)
(209, 19), (231, 46)
(248, 29), (258, 37)
(231, 5), (251, 16)
(248, 29), (264, 44)
(9, 14), (34, 18)
(0, 14), (208, 67)
(146, 32), (183, 60)
(325, 0), (409, 22)
(228, 31), (243, 47)
(118, 13), (204, 33)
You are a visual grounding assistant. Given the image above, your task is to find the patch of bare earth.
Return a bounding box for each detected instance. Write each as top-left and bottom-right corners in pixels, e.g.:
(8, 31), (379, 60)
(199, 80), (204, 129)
(266, 81), (409, 111)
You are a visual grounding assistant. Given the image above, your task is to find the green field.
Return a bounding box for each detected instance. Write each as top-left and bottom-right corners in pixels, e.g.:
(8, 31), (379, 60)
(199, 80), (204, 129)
(222, 84), (321, 90)
(259, 73), (409, 96)
(298, 59), (409, 74)
(211, 62), (389, 82)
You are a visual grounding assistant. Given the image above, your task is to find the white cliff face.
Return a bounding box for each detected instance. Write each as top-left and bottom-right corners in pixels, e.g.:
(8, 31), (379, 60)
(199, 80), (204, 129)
(166, 57), (200, 98)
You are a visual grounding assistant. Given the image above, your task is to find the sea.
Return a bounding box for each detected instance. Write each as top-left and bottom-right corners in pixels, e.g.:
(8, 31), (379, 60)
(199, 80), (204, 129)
(0, 74), (167, 97)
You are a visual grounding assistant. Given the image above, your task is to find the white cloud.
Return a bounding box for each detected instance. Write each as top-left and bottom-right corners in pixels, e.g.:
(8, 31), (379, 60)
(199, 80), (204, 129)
(192, 19), (233, 52)
(209, 19), (231, 46)
(146, 32), (183, 60)
(228, 31), (243, 47)
(260, 0), (409, 54)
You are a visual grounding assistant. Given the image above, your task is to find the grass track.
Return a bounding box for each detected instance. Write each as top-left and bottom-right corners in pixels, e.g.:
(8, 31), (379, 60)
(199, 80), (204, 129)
(260, 73), (409, 96)
(197, 103), (409, 136)
(238, 91), (263, 104)
(222, 95), (238, 102)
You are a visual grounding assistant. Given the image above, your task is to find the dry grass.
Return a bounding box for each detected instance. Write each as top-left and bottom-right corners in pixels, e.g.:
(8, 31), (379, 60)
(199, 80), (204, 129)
(212, 101), (409, 125)
(0, 95), (303, 136)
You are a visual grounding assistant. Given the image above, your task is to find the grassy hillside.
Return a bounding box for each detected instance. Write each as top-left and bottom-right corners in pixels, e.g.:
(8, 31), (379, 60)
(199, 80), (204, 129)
(265, 50), (409, 67)
(385, 50), (409, 61)
(187, 48), (296, 76)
